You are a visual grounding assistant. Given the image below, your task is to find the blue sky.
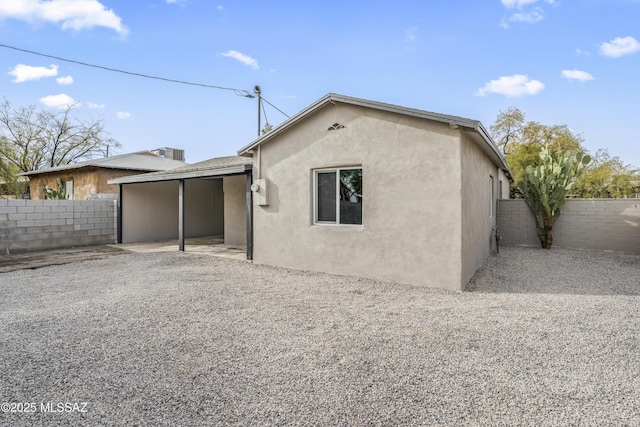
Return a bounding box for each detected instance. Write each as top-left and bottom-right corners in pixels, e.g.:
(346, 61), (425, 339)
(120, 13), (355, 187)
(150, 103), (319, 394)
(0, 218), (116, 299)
(1, 0), (639, 167)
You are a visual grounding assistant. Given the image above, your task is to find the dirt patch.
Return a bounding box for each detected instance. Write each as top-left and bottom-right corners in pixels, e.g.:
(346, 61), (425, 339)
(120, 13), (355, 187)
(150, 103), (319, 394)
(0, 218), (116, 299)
(0, 245), (128, 273)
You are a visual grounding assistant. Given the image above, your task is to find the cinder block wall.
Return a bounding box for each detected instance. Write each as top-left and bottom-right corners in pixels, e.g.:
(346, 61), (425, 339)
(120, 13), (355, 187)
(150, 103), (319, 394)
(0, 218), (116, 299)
(498, 199), (640, 254)
(0, 199), (117, 253)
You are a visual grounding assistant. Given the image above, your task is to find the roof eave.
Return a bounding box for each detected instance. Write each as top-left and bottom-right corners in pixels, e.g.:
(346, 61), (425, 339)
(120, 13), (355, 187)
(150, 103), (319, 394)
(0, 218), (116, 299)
(108, 163), (250, 185)
(238, 93), (513, 180)
(472, 122), (514, 181)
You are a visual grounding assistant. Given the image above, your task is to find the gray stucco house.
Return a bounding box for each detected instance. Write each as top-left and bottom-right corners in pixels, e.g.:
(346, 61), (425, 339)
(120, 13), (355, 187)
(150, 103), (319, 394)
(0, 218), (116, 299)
(110, 94), (512, 291)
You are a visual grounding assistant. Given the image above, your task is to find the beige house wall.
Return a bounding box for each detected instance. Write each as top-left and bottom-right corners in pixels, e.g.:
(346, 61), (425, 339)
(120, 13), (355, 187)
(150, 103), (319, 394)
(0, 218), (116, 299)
(29, 168), (150, 200)
(185, 179), (224, 238)
(253, 103), (464, 290)
(460, 132), (500, 287)
(122, 181), (179, 243)
(223, 175), (247, 246)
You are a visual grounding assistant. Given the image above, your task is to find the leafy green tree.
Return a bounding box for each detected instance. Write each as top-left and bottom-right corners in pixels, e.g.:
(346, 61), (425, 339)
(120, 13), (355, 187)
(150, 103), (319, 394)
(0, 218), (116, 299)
(489, 107), (640, 198)
(518, 147), (590, 249)
(573, 149), (639, 198)
(261, 123), (274, 135)
(0, 137), (27, 197)
(490, 106), (524, 155)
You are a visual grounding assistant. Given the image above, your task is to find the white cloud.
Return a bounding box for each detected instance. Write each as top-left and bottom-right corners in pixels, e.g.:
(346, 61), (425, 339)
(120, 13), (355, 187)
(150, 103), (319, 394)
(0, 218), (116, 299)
(500, 0), (556, 27)
(561, 69), (595, 82)
(88, 102), (105, 109)
(502, 0), (538, 8)
(599, 36), (640, 58)
(476, 74), (545, 97)
(509, 9), (544, 24)
(575, 48), (591, 56)
(40, 93), (78, 109)
(166, 0), (188, 5)
(501, 0), (555, 8)
(220, 50), (259, 70)
(116, 111), (131, 120)
(9, 64), (58, 83)
(0, 0), (128, 35)
(405, 26), (418, 43)
(56, 75), (74, 85)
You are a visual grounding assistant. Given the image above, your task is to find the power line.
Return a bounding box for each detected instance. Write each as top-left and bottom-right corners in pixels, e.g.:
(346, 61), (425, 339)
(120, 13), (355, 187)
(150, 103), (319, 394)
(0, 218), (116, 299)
(0, 43), (252, 96)
(0, 43), (291, 120)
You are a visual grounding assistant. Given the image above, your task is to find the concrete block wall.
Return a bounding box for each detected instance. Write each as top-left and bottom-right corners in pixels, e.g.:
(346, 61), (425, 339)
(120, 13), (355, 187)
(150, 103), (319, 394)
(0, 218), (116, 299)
(0, 199), (117, 253)
(498, 199), (640, 254)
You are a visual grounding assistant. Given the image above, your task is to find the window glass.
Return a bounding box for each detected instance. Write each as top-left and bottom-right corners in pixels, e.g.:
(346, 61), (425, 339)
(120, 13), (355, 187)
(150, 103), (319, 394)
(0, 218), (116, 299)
(316, 171), (336, 222)
(63, 180), (74, 200)
(314, 168), (362, 225)
(339, 169), (362, 224)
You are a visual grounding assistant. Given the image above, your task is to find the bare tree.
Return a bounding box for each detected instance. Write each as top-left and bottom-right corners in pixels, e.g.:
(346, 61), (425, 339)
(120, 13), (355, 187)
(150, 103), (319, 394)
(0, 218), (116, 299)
(0, 99), (120, 172)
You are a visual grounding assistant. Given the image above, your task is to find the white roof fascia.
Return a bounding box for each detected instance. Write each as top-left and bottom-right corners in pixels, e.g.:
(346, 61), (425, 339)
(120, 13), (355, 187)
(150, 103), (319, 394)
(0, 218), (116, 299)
(107, 164), (251, 185)
(237, 93), (512, 179)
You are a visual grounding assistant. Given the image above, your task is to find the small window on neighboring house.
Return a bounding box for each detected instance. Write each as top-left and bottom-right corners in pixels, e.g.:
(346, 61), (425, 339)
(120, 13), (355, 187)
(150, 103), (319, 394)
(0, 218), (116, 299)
(314, 167), (363, 225)
(63, 180), (74, 200)
(489, 176), (494, 217)
(498, 180), (503, 200)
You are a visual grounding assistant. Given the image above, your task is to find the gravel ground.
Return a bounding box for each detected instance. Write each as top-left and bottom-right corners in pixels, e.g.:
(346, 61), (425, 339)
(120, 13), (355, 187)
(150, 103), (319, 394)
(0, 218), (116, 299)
(0, 246), (638, 426)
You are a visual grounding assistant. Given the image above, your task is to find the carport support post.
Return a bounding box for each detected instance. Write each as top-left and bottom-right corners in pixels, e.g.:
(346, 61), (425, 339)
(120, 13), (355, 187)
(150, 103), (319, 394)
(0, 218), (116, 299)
(246, 168), (253, 260)
(178, 179), (185, 251)
(117, 184), (123, 244)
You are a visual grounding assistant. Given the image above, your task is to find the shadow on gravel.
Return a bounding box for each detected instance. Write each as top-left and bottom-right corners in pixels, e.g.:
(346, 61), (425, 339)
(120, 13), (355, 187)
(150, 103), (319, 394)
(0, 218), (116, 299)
(0, 245), (128, 273)
(467, 246), (640, 296)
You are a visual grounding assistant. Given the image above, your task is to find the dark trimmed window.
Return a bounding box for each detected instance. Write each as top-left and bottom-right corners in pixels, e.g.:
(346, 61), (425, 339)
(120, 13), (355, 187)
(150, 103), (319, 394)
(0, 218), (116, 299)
(314, 168), (362, 225)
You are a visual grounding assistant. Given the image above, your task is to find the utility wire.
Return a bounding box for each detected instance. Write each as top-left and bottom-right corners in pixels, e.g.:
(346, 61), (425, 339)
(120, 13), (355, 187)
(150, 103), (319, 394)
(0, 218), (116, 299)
(260, 98), (270, 125)
(1, 43), (291, 119)
(261, 96), (290, 118)
(0, 43), (252, 96)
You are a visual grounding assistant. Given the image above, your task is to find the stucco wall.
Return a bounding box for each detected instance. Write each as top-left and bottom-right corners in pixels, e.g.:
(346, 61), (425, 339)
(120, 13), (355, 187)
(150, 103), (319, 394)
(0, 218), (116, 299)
(498, 199), (640, 254)
(223, 175), (247, 246)
(29, 168), (152, 200)
(253, 102), (464, 290)
(121, 179), (223, 243)
(185, 179), (224, 238)
(122, 181), (179, 243)
(460, 132), (500, 287)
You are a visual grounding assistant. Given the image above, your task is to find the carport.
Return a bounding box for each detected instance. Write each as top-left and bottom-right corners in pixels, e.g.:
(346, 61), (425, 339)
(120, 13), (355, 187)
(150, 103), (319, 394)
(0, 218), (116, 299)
(108, 156), (254, 259)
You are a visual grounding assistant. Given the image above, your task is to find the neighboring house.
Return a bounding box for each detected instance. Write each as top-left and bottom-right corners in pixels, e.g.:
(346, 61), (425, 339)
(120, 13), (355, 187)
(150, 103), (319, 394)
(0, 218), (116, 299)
(110, 94), (512, 291)
(19, 148), (186, 200)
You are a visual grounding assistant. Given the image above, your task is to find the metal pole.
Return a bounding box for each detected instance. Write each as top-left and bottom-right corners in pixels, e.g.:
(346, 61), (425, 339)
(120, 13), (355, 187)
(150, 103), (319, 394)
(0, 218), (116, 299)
(255, 85), (261, 136)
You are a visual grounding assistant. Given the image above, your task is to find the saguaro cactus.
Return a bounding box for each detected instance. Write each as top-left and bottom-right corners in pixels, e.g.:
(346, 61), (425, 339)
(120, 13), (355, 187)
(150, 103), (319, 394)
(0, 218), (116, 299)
(517, 147), (590, 249)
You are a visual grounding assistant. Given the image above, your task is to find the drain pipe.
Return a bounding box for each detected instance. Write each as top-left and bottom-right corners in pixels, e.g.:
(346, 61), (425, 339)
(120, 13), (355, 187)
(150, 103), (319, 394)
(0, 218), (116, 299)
(493, 226), (502, 253)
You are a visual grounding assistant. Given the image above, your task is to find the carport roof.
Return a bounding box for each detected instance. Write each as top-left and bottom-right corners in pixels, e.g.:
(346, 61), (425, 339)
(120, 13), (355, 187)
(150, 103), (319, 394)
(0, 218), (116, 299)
(107, 155), (253, 184)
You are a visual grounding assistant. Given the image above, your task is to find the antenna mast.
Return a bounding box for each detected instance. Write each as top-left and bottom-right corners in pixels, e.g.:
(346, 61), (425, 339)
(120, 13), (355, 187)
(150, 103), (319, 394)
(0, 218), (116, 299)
(254, 85), (261, 137)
